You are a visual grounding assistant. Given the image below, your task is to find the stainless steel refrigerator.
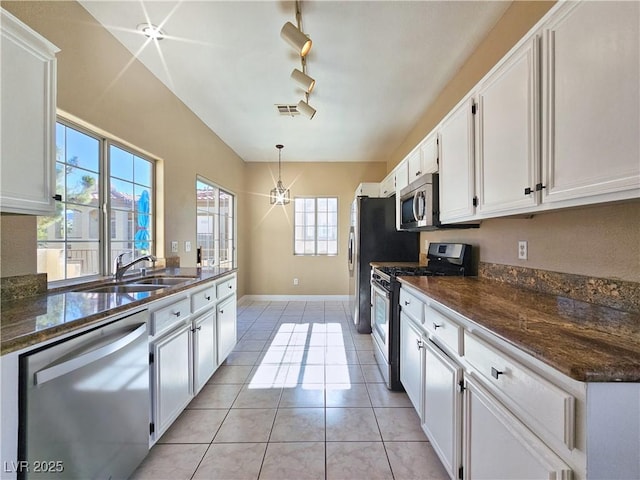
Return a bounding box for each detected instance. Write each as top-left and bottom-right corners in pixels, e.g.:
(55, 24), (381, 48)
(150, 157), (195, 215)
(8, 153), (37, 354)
(348, 195), (419, 333)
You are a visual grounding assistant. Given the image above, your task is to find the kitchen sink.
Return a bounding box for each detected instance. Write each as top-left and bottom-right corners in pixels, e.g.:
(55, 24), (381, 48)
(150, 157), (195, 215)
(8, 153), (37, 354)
(82, 284), (167, 294)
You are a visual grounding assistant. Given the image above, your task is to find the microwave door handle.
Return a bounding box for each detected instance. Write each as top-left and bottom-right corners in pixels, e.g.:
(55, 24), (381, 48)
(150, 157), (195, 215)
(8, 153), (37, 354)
(418, 192), (425, 219)
(414, 192), (425, 220)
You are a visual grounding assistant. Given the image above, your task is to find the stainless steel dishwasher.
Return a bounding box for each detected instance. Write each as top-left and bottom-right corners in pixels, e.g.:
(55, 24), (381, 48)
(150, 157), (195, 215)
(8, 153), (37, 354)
(19, 310), (149, 480)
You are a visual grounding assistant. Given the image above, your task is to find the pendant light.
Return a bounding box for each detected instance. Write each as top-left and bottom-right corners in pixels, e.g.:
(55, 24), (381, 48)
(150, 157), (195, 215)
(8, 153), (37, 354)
(270, 144), (290, 205)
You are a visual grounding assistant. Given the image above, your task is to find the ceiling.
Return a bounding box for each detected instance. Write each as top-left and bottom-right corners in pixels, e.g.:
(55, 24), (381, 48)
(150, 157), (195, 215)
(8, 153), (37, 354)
(78, 1), (510, 163)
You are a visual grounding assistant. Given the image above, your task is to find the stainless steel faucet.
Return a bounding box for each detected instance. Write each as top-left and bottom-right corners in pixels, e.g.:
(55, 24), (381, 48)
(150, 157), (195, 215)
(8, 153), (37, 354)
(113, 253), (157, 280)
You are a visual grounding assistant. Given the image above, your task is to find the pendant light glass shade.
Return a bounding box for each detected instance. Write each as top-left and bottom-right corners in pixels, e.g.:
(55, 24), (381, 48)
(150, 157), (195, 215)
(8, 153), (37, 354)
(297, 99), (316, 119)
(291, 68), (315, 93)
(270, 144), (290, 205)
(281, 21), (312, 57)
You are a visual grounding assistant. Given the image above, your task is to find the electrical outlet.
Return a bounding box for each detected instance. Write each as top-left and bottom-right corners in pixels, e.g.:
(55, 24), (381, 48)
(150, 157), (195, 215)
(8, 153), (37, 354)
(518, 240), (528, 260)
(171, 241), (178, 253)
(293, 278), (299, 286)
(425, 240), (429, 251)
(185, 241), (191, 252)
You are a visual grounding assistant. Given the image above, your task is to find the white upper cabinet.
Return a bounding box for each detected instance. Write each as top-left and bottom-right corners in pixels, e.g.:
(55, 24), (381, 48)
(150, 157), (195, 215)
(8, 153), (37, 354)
(380, 171), (395, 198)
(541, 0), (640, 206)
(419, 131), (439, 177)
(475, 34), (541, 217)
(406, 131), (439, 184)
(406, 147), (423, 182)
(439, 96), (476, 223)
(1, 9), (59, 215)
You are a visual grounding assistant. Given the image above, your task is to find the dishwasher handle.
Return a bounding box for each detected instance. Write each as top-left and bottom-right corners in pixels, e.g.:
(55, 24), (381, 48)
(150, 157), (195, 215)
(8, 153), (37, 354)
(35, 323), (147, 386)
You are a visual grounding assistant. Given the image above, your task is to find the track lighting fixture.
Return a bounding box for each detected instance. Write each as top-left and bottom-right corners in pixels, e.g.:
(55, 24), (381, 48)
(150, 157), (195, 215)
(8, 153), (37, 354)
(291, 68), (315, 93)
(281, 21), (312, 57)
(297, 98), (316, 119)
(280, 1), (317, 119)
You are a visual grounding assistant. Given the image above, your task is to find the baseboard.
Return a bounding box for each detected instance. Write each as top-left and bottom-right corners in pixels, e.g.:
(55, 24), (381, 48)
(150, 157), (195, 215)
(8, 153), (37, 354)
(239, 294), (349, 304)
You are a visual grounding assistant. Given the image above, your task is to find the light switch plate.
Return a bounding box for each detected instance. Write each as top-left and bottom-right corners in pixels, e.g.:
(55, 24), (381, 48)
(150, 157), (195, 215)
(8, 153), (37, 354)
(171, 241), (178, 253)
(185, 241), (191, 252)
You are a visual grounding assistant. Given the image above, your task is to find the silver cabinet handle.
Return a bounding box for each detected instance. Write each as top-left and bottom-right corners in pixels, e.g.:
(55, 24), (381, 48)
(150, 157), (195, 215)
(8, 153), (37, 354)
(173, 311), (181, 317)
(205, 295), (211, 301)
(416, 339), (424, 350)
(404, 300), (410, 306)
(433, 323), (442, 330)
(491, 367), (504, 380)
(220, 309), (224, 314)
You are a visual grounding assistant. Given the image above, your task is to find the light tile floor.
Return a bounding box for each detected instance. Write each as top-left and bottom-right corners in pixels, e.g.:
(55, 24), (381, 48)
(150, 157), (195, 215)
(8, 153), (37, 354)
(131, 300), (449, 480)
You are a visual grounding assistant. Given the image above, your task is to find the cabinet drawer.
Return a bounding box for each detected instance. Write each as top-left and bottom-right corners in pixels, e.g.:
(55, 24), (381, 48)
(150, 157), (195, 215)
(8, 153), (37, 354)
(216, 276), (237, 299)
(424, 304), (462, 356)
(191, 284), (216, 313)
(464, 332), (575, 449)
(151, 298), (190, 336)
(399, 288), (424, 324)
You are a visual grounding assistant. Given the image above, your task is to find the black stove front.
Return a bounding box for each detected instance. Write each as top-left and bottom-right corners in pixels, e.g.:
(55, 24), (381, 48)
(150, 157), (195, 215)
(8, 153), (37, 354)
(371, 243), (472, 391)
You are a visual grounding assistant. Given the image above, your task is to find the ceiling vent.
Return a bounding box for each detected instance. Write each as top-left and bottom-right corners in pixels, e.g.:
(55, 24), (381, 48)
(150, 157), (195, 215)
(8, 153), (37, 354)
(276, 104), (300, 116)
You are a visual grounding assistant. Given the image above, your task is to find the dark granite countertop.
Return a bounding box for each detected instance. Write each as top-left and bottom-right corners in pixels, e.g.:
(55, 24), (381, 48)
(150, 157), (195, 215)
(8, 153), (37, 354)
(0, 267), (236, 355)
(398, 276), (640, 383)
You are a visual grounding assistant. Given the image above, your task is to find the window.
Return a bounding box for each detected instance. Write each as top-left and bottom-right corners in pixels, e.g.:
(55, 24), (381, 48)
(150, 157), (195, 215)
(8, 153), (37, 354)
(196, 177), (236, 268)
(294, 197), (338, 255)
(37, 121), (155, 282)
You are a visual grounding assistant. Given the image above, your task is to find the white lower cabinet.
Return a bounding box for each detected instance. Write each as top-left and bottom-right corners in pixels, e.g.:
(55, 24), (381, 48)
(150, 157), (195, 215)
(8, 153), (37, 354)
(152, 321), (192, 439)
(400, 285), (578, 480)
(400, 312), (424, 415)
(217, 295), (237, 365)
(423, 340), (463, 480)
(192, 309), (216, 394)
(150, 273), (237, 443)
(463, 375), (572, 480)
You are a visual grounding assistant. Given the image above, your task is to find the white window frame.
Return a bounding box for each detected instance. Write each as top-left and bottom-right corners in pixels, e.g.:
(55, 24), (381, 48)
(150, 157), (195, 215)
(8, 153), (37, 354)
(37, 118), (156, 284)
(196, 175), (237, 269)
(294, 196), (339, 256)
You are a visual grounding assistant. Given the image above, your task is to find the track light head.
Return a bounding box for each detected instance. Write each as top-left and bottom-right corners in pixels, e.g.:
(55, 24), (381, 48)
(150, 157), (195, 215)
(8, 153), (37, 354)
(297, 99), (316, 119)
(281, 21), (312, 57)
(291, 69), (315, 93)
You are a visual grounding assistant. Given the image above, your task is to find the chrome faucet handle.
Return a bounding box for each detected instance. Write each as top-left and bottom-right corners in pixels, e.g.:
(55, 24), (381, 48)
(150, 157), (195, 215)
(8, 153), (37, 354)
(113, 252), (130, 275)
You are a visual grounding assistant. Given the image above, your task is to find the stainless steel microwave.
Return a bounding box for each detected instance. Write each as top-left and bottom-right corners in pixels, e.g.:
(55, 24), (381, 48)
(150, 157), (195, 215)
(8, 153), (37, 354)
(398, 174), (480, 231)
(399, 174), (437, 230)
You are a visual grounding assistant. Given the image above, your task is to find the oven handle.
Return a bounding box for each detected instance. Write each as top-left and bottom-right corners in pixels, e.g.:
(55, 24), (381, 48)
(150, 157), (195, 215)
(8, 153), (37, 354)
(372, 282), (390, 299)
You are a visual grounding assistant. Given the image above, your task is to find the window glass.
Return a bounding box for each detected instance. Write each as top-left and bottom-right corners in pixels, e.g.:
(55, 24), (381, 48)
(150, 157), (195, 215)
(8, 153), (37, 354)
(37, 121), (155, 282)
(196, 177), (236, 269)
(294, 197), (338, 256)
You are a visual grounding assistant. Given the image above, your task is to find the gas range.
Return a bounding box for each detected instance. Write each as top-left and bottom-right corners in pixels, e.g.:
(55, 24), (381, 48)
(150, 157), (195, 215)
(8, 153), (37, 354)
(370, 242), (473, 391)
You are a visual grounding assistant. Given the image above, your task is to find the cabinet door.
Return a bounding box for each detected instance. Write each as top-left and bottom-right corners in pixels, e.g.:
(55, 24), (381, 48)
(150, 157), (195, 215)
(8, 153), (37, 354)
(380, 172), (395, 198)
(153, 323), (192, 438)
(423, 341), (462, 480)
(464, 376), (572, 480)
(400, 312), (424, 416)
(542, 1), (640, 204)
(217, 295), (237, 364)
(193, 310), (216, 394)
(0, 10), (58, 215)
(407, 148), (422, 182)
(476, 35), (540, 216)
(396, 161), (409, 192)
(419, 131), (439, 175)
(439, 97), (476, 222)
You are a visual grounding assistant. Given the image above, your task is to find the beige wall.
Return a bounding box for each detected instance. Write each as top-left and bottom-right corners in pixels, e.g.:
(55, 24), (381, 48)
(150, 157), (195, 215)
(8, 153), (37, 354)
(421, 201), (640, 282)
(244, 161), (386, 295)
(1, 1), (249, 295)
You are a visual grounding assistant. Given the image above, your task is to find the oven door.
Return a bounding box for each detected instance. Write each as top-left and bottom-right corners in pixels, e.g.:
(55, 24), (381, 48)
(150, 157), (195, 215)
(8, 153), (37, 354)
(371, 282), (391, 362)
